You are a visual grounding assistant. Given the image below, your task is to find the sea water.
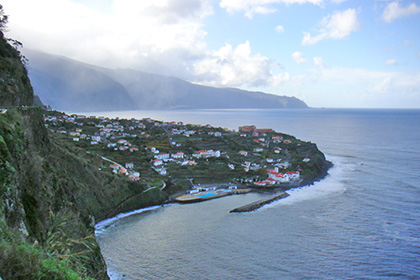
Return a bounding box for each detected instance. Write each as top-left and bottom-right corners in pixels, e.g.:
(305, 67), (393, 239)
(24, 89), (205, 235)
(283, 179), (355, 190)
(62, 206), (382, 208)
(93, 109), (420, 280)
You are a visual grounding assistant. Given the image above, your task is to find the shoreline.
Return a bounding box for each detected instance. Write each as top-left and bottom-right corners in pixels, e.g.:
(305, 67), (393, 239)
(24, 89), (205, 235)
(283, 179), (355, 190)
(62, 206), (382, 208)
(95, 159), (333, 225)
(95, 158), (333, 280)
(93, 158), (333, 222)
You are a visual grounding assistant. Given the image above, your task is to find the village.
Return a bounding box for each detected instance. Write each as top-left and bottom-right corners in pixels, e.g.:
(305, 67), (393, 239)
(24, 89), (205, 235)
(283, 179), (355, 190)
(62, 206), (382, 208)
(43, 111), (327, 196)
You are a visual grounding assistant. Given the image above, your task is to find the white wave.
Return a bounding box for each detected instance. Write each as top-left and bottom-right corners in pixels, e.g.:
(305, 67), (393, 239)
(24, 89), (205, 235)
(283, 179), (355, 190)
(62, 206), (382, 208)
(264, 155), (350, 207)
(94, 205), (164, 235)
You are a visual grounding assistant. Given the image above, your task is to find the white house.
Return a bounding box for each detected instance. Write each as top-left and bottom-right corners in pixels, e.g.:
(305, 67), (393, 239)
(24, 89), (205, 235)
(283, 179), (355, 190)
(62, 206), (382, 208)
(239, 150), (248, 156)
(154, 167), (167, 175)
(286, 171), (300, 180)
(110, 164), (119, 169)
(268, 171), (289, 183)
(153, 159), (163, 166)
(155, 153), (170, 160)
(171, 152), (185, 159)
(272, 136), (283, 143)
(181, 160), (197, 166)
(129, 174), (140, 181)
(92, 135), (101, 142)
(192, 150), (221, 158)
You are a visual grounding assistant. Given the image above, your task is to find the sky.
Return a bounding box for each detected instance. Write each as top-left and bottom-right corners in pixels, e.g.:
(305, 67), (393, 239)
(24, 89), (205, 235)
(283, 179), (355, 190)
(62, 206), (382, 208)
(2, 0), (420, 108)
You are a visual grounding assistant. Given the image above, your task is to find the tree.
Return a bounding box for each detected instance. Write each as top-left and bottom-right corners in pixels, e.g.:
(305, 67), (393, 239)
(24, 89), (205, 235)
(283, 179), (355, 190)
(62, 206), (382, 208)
(0, 5), (8, 31)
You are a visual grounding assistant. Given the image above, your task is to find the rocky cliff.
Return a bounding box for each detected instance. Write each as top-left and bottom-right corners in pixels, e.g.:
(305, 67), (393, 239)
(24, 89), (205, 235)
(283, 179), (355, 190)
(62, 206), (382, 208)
(0, 32), (166, 279)
(0, 32), (33, 107)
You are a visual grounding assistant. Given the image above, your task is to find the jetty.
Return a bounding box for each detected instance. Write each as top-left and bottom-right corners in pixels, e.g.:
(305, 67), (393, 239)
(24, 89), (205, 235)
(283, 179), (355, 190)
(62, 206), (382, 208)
(175, 188), (252, 203)
(229, 192), (290, 213)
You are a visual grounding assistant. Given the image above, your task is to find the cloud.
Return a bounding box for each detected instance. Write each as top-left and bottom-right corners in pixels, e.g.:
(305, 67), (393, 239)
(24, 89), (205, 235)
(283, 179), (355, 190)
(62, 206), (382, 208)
(3, 0), (290, 89)
(2, 0), (212, 76)
(313, 56), (326, 67)
(193, 41), (289, 87)
(219, 0), (323, 17)
(287, 63), (420, 107)
(245, 6), (277, 19)
(385, 58), (397, 65)
(275, 25), (285, 33)
(291, 51), (307, 64)
(382, 1), (420, 23)
(302, 8), (361, 45)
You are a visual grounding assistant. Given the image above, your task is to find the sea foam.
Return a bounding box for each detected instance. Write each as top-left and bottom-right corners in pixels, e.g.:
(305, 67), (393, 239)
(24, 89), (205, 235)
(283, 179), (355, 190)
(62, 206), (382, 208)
(264, 155), (350, 208)
(95, 205), (163, 235)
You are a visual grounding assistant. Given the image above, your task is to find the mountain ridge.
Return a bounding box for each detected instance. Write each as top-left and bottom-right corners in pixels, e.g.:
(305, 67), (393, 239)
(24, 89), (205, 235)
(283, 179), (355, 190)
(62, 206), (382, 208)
(24, 49), (308, 112)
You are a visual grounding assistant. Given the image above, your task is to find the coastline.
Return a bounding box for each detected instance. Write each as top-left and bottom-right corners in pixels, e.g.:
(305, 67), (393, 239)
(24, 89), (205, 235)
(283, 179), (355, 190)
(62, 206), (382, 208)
(95, 158), (333, 225)
(94, 153), (333, 280)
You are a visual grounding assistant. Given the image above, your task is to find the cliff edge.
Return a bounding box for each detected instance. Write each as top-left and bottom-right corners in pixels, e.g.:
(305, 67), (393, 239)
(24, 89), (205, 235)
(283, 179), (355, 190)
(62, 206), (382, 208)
(0, 32), (166, 279)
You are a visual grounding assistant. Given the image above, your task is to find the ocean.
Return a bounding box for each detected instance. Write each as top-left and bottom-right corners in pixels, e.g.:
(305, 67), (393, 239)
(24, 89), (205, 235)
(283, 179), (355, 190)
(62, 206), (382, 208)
(94, 108), (420, 280)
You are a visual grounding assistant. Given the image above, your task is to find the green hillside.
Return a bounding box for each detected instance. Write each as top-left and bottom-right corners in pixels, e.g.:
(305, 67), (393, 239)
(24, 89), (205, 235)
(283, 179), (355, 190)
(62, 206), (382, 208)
(0, 31), (166, 279)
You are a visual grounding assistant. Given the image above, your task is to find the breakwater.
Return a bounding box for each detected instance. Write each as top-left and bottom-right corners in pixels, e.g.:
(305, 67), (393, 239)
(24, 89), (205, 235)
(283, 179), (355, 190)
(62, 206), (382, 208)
(229, 192), (290, 213)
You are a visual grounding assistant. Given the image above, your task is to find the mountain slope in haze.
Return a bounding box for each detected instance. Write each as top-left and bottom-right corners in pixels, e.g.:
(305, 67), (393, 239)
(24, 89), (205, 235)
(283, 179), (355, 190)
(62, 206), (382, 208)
(25, 50), (308, 111)
(104, 68), (307, 110)
(26, 50), (137, 112)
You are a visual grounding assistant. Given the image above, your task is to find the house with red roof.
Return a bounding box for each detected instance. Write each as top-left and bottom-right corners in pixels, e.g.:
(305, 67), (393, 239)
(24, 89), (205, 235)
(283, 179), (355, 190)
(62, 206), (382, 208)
(110, 164), (120, 170)
(192, 149), (220, 158)
(171, 152), (185, 159)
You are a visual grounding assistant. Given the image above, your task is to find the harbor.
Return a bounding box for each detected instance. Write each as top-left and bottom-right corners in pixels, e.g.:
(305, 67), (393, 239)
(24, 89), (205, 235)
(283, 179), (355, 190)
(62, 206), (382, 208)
(174, 186), (252, 203)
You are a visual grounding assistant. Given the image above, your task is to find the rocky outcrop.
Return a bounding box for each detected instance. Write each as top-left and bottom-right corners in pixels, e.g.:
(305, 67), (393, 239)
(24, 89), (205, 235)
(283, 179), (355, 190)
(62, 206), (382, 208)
(0, 32), (33, 107)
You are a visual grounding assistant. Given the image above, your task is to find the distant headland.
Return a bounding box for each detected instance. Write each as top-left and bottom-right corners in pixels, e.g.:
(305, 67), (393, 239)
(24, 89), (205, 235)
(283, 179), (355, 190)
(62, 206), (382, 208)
(25, 49), (308, 112)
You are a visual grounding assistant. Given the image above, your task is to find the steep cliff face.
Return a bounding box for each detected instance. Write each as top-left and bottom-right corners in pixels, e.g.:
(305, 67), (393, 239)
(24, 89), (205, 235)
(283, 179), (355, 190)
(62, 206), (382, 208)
(0, 33), (166, 279)
(0, 108), (167, 279)
(0, 32), (33, 106)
